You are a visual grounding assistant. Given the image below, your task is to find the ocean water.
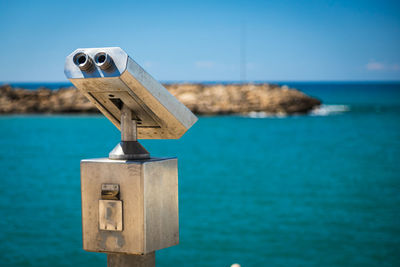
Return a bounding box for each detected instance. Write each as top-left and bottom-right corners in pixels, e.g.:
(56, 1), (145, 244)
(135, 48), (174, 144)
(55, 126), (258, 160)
(0, 83), (399, 266)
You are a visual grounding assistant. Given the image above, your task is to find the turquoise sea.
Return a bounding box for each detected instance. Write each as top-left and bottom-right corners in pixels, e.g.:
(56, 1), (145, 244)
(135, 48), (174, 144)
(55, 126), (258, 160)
(0, 82), (399, 266)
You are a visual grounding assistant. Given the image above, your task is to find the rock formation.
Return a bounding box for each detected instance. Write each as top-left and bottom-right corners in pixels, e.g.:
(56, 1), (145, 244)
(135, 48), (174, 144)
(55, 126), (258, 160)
(0, 83), (321, 115)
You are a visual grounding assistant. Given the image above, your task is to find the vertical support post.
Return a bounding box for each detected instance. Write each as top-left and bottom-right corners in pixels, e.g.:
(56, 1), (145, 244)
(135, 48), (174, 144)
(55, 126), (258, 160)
(109, 104), (150, 160)
(121, 104), (137, 141)
(107, 252), (155, 267)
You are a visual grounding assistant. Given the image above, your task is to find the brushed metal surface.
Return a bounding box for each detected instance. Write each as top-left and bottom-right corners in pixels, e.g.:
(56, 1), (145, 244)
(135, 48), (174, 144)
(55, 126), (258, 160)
(81, 158), (179, 254)
(64, 47), (197, 139)
(107, 252), (155, 267)
(121, 104), (137, 142)
(108, 141), (150, 160)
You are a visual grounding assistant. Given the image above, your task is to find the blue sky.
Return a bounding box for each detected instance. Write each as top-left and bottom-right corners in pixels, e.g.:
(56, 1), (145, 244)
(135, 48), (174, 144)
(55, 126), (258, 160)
(0, 0), (399, 82)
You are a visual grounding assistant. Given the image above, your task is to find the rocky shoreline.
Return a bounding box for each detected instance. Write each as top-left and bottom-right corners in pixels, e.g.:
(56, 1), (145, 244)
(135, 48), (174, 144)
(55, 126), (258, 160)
(0, 83), (321, 115)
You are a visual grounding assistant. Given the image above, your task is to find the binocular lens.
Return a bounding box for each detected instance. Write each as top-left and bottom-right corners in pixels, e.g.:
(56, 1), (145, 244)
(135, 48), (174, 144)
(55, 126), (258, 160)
(94, 52), (113, 71)
(73, 52), (94, 71)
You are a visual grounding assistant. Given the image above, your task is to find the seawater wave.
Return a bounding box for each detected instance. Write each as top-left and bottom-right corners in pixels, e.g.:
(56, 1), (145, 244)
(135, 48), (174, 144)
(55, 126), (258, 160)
(310, 104), (350, 116)
(245, 104), (350, 118)
(246, 111), (287, 118)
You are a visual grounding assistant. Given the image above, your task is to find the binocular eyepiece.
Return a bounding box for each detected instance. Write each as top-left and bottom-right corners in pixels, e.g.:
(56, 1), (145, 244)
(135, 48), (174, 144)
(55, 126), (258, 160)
(73, 51), (114, 72)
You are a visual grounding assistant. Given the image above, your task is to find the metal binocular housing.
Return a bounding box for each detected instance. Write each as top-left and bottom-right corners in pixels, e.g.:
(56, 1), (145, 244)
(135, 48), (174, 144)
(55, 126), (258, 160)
(64, 47), (197, 263)
(64, 47), (197, 140)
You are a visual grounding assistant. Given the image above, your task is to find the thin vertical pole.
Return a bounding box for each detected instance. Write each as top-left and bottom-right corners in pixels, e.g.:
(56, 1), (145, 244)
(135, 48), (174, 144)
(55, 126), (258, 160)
(240, 21), (246, 82)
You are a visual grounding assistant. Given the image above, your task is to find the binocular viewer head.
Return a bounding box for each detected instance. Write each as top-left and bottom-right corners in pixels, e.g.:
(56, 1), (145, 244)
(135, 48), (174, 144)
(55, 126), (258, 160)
(64, 47), (197, 139)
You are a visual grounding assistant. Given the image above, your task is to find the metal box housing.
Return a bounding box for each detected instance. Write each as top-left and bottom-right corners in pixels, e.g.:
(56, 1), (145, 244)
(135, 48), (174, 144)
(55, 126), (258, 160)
(81, 158), (179, 254)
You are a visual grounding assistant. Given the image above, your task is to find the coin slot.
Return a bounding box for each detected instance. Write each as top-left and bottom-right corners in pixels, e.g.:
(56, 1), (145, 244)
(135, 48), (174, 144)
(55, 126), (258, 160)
(101, 183), (120, 200)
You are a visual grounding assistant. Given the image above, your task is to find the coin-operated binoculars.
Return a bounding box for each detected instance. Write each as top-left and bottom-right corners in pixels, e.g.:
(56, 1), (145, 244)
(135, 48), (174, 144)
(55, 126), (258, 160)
(64, 47), (197, 267)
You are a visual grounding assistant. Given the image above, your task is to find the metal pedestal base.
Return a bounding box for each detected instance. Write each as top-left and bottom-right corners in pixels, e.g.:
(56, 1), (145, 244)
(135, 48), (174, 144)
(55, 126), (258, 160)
(107, 252), (155, 267)
(109, 141), (150, 160)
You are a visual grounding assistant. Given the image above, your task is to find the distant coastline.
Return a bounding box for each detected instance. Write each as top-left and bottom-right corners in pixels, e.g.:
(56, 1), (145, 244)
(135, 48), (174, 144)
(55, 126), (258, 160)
(0, 83), (321, 115)
(4, 81), (400, 91)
